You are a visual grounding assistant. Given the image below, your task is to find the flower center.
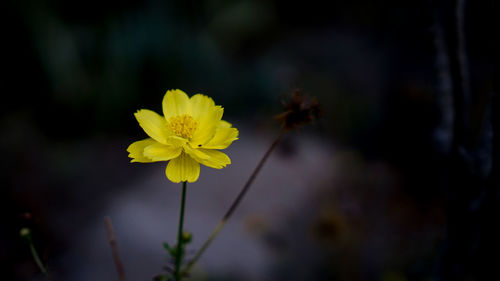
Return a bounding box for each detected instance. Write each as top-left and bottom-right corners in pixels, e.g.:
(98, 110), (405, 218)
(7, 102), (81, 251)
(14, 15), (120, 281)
(168, 114), (197, 139)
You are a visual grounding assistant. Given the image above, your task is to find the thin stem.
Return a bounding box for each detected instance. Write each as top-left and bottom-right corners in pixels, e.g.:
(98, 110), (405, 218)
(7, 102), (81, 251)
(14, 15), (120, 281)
(175, 181), (188, 281)
(184, 221), (224, 272)
(28, 238), (48, 277)
(223, 129), (285, 221)
(20, 228), (49, 279)
(184, 129), (285, 273)
(104, 216), (128, 281)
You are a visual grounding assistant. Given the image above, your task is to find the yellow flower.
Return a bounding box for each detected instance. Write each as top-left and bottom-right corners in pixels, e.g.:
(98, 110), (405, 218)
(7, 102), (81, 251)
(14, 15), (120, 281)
(127, 89), (239, 183)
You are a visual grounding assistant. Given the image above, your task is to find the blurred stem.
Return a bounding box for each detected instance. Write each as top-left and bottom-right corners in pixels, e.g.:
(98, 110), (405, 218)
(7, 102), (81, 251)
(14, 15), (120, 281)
(104, 217), (127, 281)
(175, 181), (188, 281)
(30, 241), (48, 277)
(183, 129), (285, 274)
(23, 233), (49, 278)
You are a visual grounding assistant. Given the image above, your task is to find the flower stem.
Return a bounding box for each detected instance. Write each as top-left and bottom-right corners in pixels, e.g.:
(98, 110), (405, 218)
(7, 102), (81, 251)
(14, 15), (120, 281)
(104, 216), (127, 281)
(21, 228), (49, 278)
(183, 129), (285, 273)
(175, 181), (188, 281)
(29, 240), (48, 277)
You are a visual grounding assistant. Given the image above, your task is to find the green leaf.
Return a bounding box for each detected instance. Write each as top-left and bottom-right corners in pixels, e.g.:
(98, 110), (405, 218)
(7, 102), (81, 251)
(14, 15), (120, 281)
(163, 242), (172, 252)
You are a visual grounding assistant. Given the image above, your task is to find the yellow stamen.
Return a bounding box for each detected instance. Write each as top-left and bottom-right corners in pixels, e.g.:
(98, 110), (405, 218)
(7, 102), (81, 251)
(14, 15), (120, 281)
(168, 114), (197, 139)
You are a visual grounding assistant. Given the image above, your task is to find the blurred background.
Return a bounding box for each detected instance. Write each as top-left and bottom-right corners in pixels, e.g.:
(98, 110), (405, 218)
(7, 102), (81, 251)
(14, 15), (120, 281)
(1, 0), (496, 281)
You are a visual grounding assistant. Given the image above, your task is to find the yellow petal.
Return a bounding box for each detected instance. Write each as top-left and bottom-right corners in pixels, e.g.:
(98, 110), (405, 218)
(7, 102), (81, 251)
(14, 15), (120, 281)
(190, 94), (216, 121)
(218, 120), (232, 128)
(134, 109), (171, 144)
(144, 143), (182, 161)
(202, 127), (239, 149)
(197, 149), (231, 169)
(127, 138), (157, 163)
(165, 135), (188, 148)
(166, 153), (200, 183)
(215, 106), (224, 120)
(190, 106), (223, 146)
(163, 89), (191, 119)
(184, 144), (210, 161)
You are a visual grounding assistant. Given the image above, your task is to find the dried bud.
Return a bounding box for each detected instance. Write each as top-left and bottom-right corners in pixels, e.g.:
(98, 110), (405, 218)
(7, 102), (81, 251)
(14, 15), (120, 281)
(21, 212), (33, 220)
(275, 89), (321, 130)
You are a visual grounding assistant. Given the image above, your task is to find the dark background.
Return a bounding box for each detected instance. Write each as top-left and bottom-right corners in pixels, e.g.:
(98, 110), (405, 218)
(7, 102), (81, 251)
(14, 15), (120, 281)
(1, 0), (497, 281)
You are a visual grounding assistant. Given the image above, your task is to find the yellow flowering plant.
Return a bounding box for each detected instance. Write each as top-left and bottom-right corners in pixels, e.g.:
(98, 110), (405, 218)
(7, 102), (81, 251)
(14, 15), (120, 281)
(119, 89), (317, 281)
(127, 89), (238, 183)
(126, 89), (239, 281)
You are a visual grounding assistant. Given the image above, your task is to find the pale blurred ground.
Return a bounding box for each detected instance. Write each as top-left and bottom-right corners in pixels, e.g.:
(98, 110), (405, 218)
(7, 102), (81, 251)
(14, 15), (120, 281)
(56, 128), (335, 281)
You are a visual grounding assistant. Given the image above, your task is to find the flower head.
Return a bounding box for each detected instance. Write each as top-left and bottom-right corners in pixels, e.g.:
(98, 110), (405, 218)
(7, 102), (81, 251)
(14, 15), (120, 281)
(127, 89), (239, 183)
(275, 89), (321, 130)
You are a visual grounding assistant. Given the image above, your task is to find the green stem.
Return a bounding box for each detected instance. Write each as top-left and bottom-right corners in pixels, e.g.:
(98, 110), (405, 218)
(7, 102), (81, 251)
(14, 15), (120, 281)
(175, 181), (188, 281)
(21, 231), (49, 279)
(183, 221), (224, 273)
(183, 129), (285, 273)
(29, 241), (48, 277)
